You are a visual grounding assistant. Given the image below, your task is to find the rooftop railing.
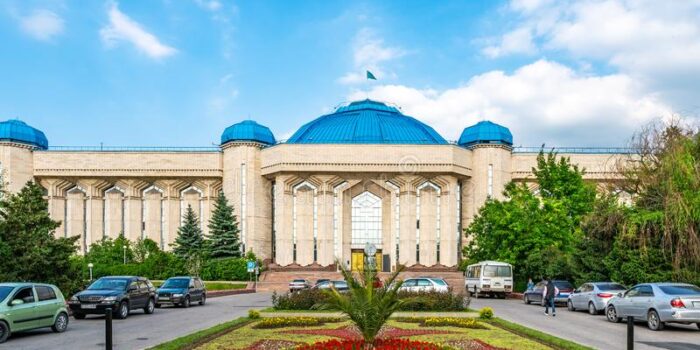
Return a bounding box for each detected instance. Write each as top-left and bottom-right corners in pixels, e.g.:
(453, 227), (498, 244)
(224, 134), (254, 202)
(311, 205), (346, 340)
(44, 146), (221, 152)
(512, 146), (634, 154)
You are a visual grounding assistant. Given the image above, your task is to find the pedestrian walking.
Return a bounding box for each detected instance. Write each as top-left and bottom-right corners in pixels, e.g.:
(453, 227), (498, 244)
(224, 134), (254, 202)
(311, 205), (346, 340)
(542, 278), (559, 316)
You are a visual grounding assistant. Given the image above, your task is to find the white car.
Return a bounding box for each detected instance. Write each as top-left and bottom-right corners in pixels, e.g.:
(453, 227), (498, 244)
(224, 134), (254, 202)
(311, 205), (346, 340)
(288, 279), (311, 292)
(399, 278), (449, 293)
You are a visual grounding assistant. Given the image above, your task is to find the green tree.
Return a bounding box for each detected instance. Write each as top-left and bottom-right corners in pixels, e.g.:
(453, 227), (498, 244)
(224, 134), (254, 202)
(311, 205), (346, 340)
(464, 150), (596, 283)
(315, 264), (409, 343)
(171, 205), (205, 275)
(206, 193), (242, 258)
(0, 181), (80, 294)
(85, 234), (134, 266)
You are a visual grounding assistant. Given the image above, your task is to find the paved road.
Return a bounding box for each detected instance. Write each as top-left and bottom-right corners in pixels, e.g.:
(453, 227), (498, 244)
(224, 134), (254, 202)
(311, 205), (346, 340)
(1, 292), (272, 350)
(471, 298), (700, 350)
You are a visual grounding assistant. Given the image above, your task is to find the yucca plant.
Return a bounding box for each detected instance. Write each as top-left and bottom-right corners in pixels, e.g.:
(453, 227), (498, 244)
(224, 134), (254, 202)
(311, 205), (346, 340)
(314, 262), (411, 344)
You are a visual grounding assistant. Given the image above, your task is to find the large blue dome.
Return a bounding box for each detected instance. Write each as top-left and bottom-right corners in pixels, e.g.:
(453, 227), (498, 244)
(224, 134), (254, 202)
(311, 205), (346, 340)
(0, 119), (48, 149)
(287, 99), (447, 145)
(221, 120), (276, 146)
(458, 121), (513, 147)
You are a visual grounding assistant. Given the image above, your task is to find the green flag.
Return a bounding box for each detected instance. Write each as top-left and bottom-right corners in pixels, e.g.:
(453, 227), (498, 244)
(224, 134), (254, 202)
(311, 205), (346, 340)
(366, 70), (377, 80)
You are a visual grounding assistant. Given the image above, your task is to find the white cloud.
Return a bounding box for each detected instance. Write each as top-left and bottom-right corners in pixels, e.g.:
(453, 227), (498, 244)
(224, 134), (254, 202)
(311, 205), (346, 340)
(349, 60), (670, 146)
(194, 0), (222, 12)
(482, 27), (537, 58)
(338, 28), (406, 85)
(19, 9), (64, 41)
(100, 2), (177, 59)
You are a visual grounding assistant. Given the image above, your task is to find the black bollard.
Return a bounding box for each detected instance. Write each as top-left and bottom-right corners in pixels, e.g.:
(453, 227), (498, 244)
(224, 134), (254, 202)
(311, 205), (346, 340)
(105, 308), (113, 350)
(627, 316), (634, 350)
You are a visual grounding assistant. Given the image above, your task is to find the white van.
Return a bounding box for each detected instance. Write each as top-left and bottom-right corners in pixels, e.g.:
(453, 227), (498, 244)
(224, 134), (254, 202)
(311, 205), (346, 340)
(464, 261), (513, 298)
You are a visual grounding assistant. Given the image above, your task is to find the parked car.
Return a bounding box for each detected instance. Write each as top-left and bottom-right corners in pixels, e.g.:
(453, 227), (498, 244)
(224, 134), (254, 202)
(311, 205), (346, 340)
(68, 276), (156, 320)
(465, 261), (513, 298)
(523, 280), (575, 305)
(289, 279), (312, 292)
(315, 279), (330, 286)
(156, 276), (206, 308)
(605, 283), (700, 331)
(568, 282), (627, 315)
(399, 277), (449, 293)
(0, 283), (69, 344)
(313, 280), (349, 292)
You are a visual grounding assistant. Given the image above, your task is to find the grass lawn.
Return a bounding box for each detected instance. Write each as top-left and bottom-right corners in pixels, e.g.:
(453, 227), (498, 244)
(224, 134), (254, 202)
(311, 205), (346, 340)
(153, 316), (582, 350)
(151, 281), (247, 291)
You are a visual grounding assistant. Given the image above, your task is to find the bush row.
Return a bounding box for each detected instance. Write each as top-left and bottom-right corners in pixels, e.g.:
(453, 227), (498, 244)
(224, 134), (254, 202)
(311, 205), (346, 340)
(271, 288), (470, 311)
(253, 317), (343, 329)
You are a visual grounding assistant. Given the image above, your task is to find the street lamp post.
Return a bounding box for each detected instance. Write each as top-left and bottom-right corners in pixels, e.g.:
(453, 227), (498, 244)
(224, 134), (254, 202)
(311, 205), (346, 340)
(88, 263), (94, 281)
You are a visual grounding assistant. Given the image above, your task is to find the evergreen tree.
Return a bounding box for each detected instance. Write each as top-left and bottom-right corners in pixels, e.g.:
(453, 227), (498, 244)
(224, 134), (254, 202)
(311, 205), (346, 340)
(206, 193), (242, 258)
(0, 181), (80, 293)
(172, 205), (205, 258)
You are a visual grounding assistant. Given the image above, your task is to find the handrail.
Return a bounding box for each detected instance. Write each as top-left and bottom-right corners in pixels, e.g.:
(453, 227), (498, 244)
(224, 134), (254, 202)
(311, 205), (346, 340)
(44, 146), (221, 152)
(512, 147), (634, 154)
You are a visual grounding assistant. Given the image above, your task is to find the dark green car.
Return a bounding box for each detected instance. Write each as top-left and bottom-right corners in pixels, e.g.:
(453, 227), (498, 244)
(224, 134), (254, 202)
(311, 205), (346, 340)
(0, 283), (69, 344)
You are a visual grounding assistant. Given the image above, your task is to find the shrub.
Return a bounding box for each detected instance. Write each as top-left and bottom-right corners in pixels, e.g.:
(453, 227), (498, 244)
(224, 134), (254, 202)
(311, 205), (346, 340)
(272, 289), (329, 310)
(479, 307), (494, 320)
(396, 289), (469, 311)
(253, 317), (342, 329)
(295, 338), (444, 350)
(422, 317), (486, 329)
(248, 309), (261, 319)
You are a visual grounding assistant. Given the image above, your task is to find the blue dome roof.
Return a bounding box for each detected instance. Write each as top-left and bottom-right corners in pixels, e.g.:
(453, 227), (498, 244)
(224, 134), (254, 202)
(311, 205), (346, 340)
(287, 99), (447, 145)
(0, 119), (48, 149)
(221, 120), (276, 145)
(458, 121), (513, 147)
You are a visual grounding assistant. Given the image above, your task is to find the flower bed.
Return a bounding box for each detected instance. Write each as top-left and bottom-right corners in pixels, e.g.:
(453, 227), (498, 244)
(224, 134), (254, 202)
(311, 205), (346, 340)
(253, 317), (343, 329)
(295, 338), (444, 350)
(283, 325), (456, 341)
(422, 318), (486, 329)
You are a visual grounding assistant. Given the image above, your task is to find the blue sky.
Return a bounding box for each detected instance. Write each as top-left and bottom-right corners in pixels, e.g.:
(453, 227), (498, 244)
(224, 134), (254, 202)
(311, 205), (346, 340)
(1, 0), (698, 147)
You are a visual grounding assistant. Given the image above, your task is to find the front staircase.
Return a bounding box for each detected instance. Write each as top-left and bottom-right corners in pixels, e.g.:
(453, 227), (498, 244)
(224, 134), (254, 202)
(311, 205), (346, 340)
(256, 269), (466, 293)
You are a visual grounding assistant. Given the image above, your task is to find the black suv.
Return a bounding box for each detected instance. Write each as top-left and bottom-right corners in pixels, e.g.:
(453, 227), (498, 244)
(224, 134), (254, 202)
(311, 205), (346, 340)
(68, 276), (156, 319)
(156, 276), (206, 308)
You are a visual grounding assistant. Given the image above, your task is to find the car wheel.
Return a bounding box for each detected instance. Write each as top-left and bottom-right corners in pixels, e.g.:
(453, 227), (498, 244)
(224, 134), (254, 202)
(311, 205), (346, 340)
(199, 294), (206, 306)
(606, 305), (620, 323)
(116, 301), (129, 319)
(0, 321), (10, 344)
(144, 298), (155, 314)
(182, 296), (190, 308)
(52, 312), (69, 333)
(524, 295), (530, 304)
(647, 310), (664, 331)
(567, 300), (576, 311)
(588, 302), (598, 315)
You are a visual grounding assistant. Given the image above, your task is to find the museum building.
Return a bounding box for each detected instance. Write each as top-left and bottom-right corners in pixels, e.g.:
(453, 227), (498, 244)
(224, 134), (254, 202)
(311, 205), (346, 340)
(0, 99), (622, 271)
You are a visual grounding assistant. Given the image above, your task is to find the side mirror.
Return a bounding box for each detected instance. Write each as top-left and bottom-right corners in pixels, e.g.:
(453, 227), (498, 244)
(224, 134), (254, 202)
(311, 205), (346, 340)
(10, 299), (24, 306)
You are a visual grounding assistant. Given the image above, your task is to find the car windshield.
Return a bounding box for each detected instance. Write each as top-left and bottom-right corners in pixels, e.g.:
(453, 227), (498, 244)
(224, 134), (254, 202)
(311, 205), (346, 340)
(0, 286), (13, 302)
(659, 285), (700, 295)
(597, 283), (626, 291)
(333, 281), (347, 287)
(88, 278), (129, 291)
(483, 265), (511, 277)
(161, 279), (189, 289)
(430, 279), (447, 286)
(555, 281), (574, 289)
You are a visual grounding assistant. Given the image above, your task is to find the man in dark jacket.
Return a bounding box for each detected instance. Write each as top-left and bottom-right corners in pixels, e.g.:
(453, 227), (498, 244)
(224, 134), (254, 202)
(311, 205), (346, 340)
(542, 278), (559, 316)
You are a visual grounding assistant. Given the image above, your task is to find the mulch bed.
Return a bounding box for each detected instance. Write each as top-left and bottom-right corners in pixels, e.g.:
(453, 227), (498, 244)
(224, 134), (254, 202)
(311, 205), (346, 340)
(244, 339), (304, 350)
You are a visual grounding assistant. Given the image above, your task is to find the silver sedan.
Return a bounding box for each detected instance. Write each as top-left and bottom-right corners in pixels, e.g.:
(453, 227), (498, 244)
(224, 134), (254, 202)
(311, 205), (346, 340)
(567, 282), (627, 315)
(605, 283), (700, 331)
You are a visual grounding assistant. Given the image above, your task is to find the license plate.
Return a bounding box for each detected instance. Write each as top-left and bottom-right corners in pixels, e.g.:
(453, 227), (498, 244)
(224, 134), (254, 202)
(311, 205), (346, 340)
(494, 282), (501, 286)
(693, 301), (700, 308)
(82, 304), (97, 309)
(160, 297), (170, 301)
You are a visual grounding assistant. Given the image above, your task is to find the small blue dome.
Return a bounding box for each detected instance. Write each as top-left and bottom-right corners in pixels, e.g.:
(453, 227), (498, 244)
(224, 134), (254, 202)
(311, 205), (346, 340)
(458, 121), (513, 147)
(221, 120), (276, 145)
(0, 119), (48, 149)
(287, 99), (447, 145)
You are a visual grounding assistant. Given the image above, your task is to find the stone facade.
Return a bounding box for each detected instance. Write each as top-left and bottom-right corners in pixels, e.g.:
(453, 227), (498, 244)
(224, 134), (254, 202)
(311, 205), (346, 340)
(0, 139), (623, 270)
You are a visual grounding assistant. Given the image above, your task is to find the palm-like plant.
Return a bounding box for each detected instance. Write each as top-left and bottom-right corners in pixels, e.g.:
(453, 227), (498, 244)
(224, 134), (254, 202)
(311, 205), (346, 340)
(315, 262), (409, 344)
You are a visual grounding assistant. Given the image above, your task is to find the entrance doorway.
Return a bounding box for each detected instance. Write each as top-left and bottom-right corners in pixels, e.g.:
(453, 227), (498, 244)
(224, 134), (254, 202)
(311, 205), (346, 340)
(350, 249), (383, 271)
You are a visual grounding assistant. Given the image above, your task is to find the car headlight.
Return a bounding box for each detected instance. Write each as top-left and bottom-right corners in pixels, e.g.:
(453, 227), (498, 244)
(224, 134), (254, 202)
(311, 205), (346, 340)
(172, 293), (183, 297)
(103, 296), (117, 301)
(70, 295), (78, 301)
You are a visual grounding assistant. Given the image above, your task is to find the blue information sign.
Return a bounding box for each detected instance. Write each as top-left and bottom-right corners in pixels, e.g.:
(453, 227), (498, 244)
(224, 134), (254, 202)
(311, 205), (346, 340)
(247, 261), (256, 273)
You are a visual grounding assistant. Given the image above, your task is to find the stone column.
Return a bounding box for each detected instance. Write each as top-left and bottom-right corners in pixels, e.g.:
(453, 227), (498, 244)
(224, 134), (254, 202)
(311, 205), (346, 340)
(398, 183), (417, 266)
(273, 175), (293, 266)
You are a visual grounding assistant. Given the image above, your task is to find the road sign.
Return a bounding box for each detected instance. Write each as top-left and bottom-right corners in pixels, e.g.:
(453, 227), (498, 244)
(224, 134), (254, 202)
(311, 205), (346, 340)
(247, 261), (256, 273)
(364, 243), (377, 257)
